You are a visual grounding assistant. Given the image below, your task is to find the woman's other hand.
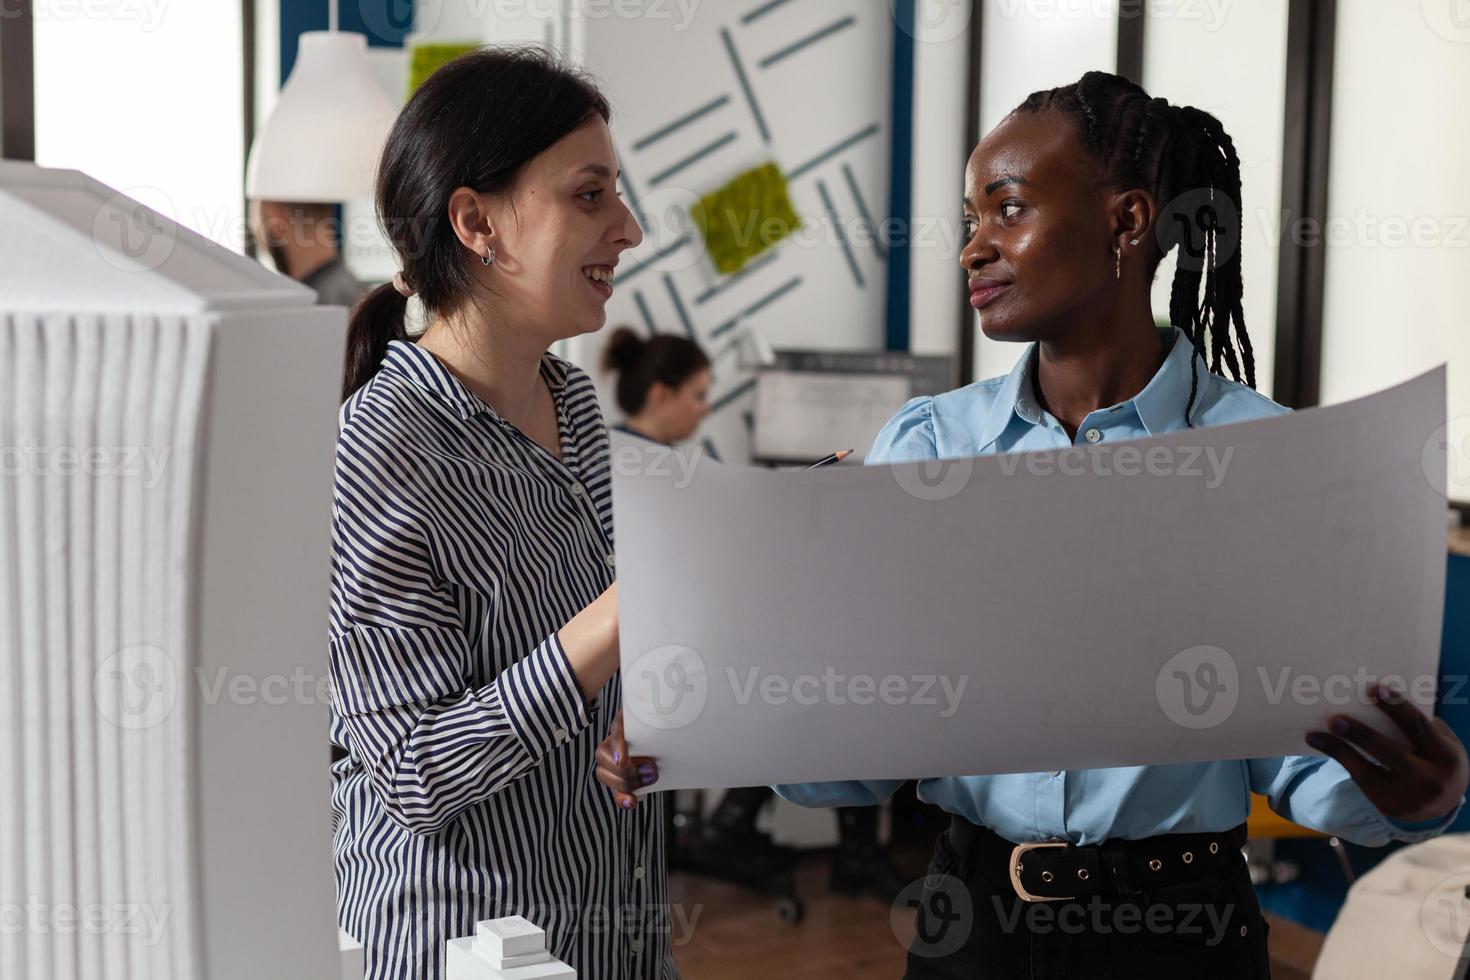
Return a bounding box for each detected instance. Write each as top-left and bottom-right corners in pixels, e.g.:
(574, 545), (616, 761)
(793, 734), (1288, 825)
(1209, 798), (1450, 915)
(595, 710), (659, 810)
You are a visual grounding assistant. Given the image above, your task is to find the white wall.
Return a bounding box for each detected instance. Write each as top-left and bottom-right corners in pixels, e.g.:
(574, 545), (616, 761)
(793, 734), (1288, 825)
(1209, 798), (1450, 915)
(567, 0), (895, 462)
(1321, 0), (1470, 501)
(1143, 1), (1288, 399)
(971, 0), (1119, 382)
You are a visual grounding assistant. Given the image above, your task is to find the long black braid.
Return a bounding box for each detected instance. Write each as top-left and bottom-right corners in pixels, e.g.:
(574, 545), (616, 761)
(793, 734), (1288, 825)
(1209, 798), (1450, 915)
(1015, 71), (1256, 427)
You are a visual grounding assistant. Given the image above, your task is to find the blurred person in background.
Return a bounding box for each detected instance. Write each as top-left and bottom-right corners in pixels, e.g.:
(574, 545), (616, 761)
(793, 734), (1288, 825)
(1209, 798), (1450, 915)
(249, 198), (366, 308)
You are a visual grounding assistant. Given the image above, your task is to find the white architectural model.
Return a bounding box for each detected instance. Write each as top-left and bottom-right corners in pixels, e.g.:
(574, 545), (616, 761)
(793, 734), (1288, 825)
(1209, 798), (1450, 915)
(0, 162), (344, 979)
(446, 917), (576, 980)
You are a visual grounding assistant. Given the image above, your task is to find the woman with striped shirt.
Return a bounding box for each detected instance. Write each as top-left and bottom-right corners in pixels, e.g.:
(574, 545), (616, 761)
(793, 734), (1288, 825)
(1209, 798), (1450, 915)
(329, 49), (671, 979)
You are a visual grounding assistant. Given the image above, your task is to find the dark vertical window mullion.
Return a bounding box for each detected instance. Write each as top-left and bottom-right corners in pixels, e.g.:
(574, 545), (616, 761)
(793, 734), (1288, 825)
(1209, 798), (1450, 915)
(242, 0), (257, 258)
(956, 1), (984, 386)
(1116, 0), (1146, 85)
(1273, 0), (1336, 408)
(0, 0), (35, 161)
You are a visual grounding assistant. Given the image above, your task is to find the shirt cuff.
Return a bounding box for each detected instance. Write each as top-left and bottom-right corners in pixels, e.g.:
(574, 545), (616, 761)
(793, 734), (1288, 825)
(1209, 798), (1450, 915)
(497, 633), (592, 759)
(1383, 797), (1465, 840)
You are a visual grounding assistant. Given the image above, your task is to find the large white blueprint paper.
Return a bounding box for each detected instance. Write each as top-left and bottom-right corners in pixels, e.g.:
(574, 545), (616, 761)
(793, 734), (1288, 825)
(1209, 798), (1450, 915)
(614, 368), (1449, 791)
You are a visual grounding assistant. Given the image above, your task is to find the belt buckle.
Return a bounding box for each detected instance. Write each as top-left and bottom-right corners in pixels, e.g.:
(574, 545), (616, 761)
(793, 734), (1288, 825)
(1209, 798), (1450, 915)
(1009, 841), (1074, 902)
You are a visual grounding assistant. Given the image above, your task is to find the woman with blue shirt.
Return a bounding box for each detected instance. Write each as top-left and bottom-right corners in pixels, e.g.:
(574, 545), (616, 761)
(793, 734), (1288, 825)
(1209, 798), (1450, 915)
(329, 50), (675, 979)
(600, 71), (1468, 977)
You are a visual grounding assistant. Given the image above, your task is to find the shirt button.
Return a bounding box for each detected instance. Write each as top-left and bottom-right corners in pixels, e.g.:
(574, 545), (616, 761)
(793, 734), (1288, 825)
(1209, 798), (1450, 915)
(630, 938), (643, 953)
(570, 482), (585, 496)
(604, 553), (616, 569)
(634, 865), (645, 880)
(553, 727), (569, 742)
(1084, 427), (1102, 444)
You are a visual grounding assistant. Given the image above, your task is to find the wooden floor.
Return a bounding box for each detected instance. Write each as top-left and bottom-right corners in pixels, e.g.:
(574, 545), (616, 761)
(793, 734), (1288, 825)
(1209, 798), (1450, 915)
(667, 858), (911, 979)
(666, 855), (1323, 980)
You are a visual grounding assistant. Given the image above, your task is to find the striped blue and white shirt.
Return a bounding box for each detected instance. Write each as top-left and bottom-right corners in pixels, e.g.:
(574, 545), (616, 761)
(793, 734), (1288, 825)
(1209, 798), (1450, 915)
(775, 325), (1465, 847)
(328, 340), (674, 980)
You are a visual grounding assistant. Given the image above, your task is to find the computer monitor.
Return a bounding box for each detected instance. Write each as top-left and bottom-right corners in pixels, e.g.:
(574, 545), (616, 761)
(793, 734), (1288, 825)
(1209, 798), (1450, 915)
(751, 349), (954, 465)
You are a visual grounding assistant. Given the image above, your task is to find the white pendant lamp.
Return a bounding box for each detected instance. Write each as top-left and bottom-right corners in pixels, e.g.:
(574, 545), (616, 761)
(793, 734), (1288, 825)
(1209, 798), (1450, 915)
(246, 7), (399, 203)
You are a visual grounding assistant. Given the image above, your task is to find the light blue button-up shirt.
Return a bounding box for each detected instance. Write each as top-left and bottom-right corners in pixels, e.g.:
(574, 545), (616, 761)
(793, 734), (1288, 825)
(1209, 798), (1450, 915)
(774, 326), (1463, 847)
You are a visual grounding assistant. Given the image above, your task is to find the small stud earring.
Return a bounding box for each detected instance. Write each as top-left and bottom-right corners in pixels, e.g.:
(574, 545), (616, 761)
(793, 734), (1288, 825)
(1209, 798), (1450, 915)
(1129, 238), (1140, 246)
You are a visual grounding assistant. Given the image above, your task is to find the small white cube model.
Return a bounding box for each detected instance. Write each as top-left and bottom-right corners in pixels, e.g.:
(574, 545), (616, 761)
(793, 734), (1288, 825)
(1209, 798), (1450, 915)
(0, 162), (345, 979)
(446, 917), (576, 980)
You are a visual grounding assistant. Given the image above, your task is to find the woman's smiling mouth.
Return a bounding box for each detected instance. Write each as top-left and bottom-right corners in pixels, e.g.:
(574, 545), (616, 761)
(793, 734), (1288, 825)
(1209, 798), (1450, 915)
(968, 276), (1011, 309)
(584, 265), (616, 299)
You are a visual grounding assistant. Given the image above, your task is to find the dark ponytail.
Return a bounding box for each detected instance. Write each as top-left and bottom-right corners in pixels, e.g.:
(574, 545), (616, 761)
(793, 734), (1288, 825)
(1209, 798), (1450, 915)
(600, 326), (710, 417)
(1015, 71), (1253, 426)
(343, 284), (408, 400)
(342, 46), (611, 401)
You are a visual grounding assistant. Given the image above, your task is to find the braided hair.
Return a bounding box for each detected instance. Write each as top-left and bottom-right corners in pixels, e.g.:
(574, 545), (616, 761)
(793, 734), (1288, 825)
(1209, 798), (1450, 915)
(1015, 71), (1254, 426)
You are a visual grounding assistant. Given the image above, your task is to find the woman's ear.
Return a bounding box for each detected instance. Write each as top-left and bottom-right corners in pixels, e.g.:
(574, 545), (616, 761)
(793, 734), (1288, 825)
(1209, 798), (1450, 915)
(1112, 188), (1156, 255)
(445, 186), (501, 262)
(645, 380), (674, 410)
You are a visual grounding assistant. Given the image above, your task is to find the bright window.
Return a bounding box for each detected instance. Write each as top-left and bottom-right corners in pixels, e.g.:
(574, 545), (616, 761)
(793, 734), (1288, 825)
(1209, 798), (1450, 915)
(34, 1), (246, 253)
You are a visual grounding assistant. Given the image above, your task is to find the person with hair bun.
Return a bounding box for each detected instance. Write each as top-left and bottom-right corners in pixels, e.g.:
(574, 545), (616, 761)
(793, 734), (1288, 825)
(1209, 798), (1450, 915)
(328, 47), (675, 979)
(599, 326), (711, 444)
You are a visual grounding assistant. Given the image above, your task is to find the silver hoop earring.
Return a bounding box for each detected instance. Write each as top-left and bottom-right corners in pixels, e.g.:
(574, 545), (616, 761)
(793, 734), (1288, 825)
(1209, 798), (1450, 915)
(482, 247), (496, 267)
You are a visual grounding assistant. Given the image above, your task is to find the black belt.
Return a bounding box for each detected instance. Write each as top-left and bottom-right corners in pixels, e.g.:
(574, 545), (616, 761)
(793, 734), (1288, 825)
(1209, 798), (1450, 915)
(947, 815), (1248, 903)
